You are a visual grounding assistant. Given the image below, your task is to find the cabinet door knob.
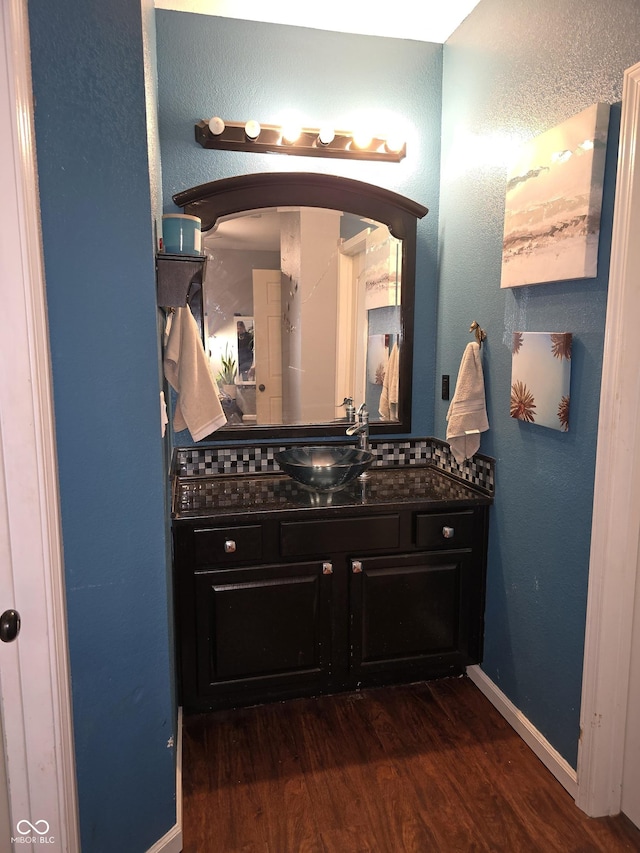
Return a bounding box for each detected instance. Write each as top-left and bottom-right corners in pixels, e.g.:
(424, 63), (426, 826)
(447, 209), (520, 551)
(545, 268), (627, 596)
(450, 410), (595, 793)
(352, 560), (363, 574)
(322, 562), (333, 575)
(224, 539), (236, 553)
(442, 526), (455, 539)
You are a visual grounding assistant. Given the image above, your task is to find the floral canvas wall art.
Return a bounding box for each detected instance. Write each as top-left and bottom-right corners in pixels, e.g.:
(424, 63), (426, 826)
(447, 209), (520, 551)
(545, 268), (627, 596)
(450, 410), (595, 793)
(511, 332), (572, 431)
(501, 103), (609, 288)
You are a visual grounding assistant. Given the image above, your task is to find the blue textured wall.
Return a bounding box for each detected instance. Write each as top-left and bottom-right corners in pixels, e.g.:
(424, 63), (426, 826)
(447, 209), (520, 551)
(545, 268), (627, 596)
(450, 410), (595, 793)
(439, 0), (640, 765)
(156, 12), (443, 440)
(28, 1), (176, 850)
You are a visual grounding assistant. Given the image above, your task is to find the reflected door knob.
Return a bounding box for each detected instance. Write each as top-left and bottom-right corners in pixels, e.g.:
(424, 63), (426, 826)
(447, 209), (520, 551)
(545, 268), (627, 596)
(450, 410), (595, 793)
(0, 609), (20, 643)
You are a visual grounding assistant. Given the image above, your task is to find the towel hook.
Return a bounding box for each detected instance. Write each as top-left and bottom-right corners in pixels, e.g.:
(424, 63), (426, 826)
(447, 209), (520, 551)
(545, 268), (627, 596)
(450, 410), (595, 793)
(470, 320), (486, 348)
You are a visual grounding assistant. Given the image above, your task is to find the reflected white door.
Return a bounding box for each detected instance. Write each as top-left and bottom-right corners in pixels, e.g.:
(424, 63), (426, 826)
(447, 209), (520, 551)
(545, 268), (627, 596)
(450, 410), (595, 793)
(252, 270), (283, 424)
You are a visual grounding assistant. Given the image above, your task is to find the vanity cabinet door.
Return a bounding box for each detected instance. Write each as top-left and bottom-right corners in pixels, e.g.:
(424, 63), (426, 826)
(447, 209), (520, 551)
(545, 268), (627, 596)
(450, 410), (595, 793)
(188, 560), (333, 711)
(348, 549), (476, 686)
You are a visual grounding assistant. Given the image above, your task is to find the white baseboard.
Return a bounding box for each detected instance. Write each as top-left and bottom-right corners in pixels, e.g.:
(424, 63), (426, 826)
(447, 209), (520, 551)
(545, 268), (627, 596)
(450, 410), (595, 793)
(146, 707), (183, 853)
(146, 823), (182, 853)
(466, 665), (578, 799)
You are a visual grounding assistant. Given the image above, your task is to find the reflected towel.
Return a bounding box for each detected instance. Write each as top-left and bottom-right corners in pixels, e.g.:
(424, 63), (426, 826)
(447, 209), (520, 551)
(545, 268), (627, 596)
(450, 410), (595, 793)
(446, 342), (489, 463)
(379, 341), (400, 421)
(164, 306), (227, 441)
(160, 390), (169, 438)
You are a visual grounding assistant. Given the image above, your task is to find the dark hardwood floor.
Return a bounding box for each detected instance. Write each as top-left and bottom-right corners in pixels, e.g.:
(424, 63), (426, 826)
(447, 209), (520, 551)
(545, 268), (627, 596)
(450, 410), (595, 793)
(182, 676), (640, 852)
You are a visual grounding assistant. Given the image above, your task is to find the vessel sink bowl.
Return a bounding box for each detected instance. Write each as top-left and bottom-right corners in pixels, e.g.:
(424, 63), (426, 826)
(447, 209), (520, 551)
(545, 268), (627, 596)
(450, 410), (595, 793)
(274, 445), (374, 492)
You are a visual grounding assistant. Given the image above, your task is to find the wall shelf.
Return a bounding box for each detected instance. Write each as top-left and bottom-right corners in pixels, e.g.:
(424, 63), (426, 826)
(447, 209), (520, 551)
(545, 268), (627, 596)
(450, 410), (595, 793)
(156, 253), (206, 308)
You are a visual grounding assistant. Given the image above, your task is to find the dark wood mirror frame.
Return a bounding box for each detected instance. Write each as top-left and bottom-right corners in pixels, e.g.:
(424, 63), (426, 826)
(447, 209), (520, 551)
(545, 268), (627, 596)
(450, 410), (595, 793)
(173, 172), (428, 441)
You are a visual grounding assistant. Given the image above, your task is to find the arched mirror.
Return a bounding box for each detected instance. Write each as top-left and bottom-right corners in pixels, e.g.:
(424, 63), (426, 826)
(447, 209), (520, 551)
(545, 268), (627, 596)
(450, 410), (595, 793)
(173, 172), (428, 440)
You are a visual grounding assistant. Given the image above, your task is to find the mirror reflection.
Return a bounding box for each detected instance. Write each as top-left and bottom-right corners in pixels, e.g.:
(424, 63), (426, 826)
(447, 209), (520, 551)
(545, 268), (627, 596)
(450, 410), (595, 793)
(203, 207), (403, 428)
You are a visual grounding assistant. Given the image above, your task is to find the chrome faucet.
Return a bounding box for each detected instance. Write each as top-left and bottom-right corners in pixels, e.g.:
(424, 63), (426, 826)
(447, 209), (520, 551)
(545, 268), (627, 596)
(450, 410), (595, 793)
(346, 403), (370, 451)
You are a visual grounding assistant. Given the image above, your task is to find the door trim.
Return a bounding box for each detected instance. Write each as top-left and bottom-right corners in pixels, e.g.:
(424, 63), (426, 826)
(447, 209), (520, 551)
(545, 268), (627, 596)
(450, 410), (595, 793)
(0, 0), (79, 847)
(577, 60), (640, 816)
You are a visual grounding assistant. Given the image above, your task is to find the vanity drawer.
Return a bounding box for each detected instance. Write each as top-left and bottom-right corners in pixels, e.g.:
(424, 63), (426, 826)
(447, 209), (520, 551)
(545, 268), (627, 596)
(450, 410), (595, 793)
(193, 525), (263, 567)
(415, 510), (476, 550)
(280, 514), (399, 558)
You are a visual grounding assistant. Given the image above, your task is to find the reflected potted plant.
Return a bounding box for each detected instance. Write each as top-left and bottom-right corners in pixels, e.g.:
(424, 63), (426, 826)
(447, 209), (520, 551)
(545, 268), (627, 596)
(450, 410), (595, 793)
(217, 344), (237, 399)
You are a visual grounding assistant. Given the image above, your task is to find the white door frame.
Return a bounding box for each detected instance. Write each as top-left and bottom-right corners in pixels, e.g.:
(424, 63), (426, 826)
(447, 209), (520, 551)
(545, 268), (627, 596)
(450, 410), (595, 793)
(0, 0), (79, 848)
(577, 60), (640, 817)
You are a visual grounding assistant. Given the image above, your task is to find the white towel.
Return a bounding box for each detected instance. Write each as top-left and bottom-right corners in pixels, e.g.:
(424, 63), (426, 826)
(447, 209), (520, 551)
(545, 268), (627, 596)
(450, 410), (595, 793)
(163, 306), (227, 441)
(379, 341), (400, 421)
(160, 390), (169, 438)
(446, 342), (489, 463)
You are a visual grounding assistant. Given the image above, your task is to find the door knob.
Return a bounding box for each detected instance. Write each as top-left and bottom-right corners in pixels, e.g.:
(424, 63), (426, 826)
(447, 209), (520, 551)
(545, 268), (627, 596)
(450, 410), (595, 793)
(258, 384), (266, 392)
(0, 609), (20, 643)
(352, 560), (363, 574)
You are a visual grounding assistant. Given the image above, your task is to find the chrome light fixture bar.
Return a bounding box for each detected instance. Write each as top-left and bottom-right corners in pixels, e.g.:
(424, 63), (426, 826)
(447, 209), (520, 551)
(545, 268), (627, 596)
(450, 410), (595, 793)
(194, 118), (406, 162)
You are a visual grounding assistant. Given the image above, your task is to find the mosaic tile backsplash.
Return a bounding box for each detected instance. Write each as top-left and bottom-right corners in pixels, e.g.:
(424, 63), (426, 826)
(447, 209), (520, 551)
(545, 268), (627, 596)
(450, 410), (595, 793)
(173, 437), (495, 495)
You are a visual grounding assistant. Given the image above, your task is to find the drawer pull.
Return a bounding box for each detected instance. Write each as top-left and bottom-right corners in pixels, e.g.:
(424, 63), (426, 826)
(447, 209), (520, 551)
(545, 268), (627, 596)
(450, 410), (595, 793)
(352, 560), (363, 574)
(322, 562), (333, 575)
(442, 526), (455, 539)
(224, 539), (237, 553)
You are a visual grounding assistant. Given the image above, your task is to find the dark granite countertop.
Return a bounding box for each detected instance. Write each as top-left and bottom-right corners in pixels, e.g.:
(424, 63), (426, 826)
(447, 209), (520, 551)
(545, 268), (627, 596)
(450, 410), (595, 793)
(172, 464), (492, 521)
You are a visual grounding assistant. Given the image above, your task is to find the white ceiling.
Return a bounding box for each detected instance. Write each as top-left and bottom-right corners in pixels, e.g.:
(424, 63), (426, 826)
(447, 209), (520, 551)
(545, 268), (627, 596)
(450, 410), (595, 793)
(154, 0), (482, 44)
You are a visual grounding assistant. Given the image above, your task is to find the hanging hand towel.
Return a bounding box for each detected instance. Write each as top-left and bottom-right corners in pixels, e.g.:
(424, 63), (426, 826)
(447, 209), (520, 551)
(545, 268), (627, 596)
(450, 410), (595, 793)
(160, 390), (169, 438)
(164, 306), (227, 441)
(446, 341), (489, 464)
(379, 342), (400, 421)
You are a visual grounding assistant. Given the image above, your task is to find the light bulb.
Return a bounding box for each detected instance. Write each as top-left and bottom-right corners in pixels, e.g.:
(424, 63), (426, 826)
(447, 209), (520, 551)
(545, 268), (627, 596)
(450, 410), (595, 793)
(318, 126), (335, 146)
(281, 123), (302, 144)
(352, 128), (373, 150)
(244, 120), (261, 140)
(208, 116), (225, 136)
(385, 134), (405, 154)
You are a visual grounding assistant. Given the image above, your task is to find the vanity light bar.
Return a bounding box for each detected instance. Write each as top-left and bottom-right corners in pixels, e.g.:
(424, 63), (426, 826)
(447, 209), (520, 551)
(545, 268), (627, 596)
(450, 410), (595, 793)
(194, 119), (406, 162)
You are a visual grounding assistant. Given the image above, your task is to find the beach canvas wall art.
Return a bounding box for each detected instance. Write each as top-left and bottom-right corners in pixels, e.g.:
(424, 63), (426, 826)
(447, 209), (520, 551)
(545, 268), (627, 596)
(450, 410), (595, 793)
(510, 332), (572, 431)
(364, 225), (402, 309)
(501, 103), (609, 288)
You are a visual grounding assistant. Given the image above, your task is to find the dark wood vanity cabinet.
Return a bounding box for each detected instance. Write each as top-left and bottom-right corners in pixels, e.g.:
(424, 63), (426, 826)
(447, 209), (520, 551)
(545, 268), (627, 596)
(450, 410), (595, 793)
(173, 498), (489, 713)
